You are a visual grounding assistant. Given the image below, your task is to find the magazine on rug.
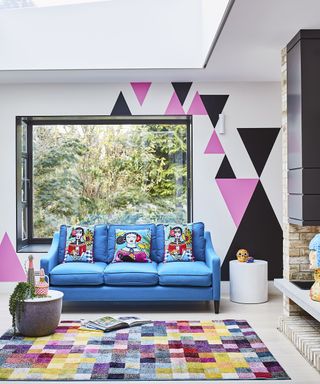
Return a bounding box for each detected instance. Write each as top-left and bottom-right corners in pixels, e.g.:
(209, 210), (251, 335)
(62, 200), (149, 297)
(80, 316), (151, 332)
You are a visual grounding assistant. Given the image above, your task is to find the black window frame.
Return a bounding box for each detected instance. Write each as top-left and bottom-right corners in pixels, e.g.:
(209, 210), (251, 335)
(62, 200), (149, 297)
(16, 115), (193, 252)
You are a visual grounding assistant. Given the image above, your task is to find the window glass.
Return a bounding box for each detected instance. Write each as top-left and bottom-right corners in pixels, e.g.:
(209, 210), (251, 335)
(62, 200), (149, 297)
(32, 123), (189, 238)
(21, 158), (28, 203)
(21, 122), (27, 153)
(22, 207), (28, 241)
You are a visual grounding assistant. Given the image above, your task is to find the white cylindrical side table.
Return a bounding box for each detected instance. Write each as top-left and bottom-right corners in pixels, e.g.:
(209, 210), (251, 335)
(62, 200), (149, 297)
(229, 260), (268, 303)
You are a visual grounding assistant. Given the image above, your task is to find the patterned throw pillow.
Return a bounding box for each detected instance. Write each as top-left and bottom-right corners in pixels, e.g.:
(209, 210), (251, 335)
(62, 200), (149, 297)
(64, 225), (94, 263)
(112, 229), (152, 263)
(163, 224), (194, 262)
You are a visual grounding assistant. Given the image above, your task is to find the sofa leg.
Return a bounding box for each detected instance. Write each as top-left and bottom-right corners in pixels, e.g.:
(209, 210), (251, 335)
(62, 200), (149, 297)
(214, 300), (220, 314)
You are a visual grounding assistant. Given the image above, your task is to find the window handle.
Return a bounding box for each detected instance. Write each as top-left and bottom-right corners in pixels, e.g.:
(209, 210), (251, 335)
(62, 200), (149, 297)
(25, 179), (31, 190)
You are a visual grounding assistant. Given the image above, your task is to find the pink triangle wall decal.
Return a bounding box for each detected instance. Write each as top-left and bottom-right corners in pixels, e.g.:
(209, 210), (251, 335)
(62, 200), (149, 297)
(216, 179), (259, 227)
(187, 91), (207, 115)
(0, 232), (26, 282)
(130, 82), (151, 106)
(165, 92), (185, 115)
(204, 130), (224, 154)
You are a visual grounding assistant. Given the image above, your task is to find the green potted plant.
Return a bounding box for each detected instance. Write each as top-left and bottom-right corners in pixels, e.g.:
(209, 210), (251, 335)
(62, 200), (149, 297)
(9, 282), (35, 334)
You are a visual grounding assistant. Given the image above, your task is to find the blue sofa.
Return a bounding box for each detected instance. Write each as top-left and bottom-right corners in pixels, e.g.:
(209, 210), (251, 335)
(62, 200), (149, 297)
(40, 223), (221, 313)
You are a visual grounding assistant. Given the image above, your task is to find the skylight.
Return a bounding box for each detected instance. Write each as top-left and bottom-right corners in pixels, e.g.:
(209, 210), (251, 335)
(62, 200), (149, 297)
(0, 0), (105, 9)
(0, 0), (232, 70)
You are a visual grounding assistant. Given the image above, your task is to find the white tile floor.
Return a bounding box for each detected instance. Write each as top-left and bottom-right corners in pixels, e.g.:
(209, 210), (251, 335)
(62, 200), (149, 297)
(0, 282), (319, 384)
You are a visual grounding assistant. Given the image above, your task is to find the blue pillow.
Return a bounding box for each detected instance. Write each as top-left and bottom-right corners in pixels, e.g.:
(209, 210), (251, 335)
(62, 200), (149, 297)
(107, 224), (157, 263)
(156, 222), (205, 262)
(92, 224), (108, 262)
(58, 224), (108, 263)
(193, 222), (206, 261)
(58, 225), (68, 263)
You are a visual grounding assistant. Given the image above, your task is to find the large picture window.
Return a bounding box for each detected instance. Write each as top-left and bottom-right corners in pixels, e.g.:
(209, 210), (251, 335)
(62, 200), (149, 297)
(16, 116), (192, 251)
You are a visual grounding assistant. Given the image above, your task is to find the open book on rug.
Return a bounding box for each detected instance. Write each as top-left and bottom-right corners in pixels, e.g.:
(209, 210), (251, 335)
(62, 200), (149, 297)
(80, 316), (151, 332)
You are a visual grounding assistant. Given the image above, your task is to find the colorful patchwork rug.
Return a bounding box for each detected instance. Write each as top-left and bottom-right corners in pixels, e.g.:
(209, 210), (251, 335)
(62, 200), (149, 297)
(0, 320), (290, 381)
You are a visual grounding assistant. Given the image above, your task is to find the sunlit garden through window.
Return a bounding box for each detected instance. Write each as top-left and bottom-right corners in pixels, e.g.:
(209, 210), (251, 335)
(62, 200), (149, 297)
(27, 120), (191, 239)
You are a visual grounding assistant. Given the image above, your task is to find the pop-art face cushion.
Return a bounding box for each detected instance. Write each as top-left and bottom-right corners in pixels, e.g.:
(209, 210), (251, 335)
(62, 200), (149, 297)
(112, 229), (152, 263)
(309, 234), (320, 269)
(64, 225), (94, 263)
(163, 224), (194, 262)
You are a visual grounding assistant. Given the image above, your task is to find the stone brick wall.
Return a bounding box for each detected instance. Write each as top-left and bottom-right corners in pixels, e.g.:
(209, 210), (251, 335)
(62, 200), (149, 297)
(281, 48), (317, 284)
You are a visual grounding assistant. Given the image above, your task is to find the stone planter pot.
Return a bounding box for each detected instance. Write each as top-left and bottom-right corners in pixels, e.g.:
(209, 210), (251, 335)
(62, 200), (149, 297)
(16, 290), (63, 337)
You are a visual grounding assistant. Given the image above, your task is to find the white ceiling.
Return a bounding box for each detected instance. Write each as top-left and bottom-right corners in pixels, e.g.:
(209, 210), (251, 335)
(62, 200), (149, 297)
(0, 0), (232, 71)
(0, 0), (104, 9)
(1, 0), (320, 83)
(206, 0), (320, 82)
(0, 0), (106, 8)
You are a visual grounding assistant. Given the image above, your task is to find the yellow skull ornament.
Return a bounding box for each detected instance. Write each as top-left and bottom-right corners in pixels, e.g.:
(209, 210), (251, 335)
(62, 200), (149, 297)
(236, 249), (249, 263)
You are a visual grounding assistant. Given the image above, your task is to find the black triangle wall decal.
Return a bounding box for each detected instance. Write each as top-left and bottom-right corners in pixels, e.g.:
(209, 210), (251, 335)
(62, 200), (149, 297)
(238, 128), (280, 176)
(221, 180), (283, 280)
(200, 95), (229, 127)
(216, 156), (236, 179)
(110, 92), (131, 116)
(171, 82), (192, 105)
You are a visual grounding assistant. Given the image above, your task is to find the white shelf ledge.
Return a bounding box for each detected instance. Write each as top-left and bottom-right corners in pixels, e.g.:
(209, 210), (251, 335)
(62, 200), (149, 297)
(274, 278), (320, 322)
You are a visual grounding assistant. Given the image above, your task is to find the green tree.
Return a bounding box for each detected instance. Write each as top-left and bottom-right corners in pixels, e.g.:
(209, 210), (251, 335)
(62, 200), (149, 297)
(33, 123), (188, 238)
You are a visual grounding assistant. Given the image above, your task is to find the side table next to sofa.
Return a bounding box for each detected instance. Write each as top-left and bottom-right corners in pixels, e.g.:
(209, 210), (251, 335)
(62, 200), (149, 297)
(16, 289), (63, 337)
(229, 260), (268, 304)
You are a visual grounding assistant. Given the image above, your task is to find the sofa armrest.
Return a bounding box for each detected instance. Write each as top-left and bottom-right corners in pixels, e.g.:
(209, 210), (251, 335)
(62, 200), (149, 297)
(204, 231), (221, 301)
(40, 232), (60, 275)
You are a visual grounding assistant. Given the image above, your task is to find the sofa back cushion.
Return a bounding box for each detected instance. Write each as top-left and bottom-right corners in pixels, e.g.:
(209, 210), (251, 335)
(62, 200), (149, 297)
(163, 224), (194, 263)
(63, 225), (95, 263)
(58, 225), (68, 263)
(93, 224), (108, 262)
(107, 224), (158, 263)
(58, 224), (108, 263)
(112, 228), (152, 263)
(156, 222), (206, 262)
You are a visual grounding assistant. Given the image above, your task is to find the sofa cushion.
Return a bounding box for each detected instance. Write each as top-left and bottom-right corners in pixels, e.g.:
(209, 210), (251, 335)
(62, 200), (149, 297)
(192, 222), (206, 261)
(157, 261), (212, 287)
(163, 224), (194, 263)
(50, 262), (106, 286)
(63, 225), (94, 263)
(156, 222), (206, 262)
(112, 228), (152, 263)
(107, 224), (158, 263)
(58, 224), (108, 263)
(58, 225), (68, 263)
(104, 261), (158, 286)
(93, 224), (108, 262)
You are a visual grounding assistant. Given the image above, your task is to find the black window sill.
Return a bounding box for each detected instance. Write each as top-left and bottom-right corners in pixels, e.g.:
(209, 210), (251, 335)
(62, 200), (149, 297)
(17, 243), (51, 253)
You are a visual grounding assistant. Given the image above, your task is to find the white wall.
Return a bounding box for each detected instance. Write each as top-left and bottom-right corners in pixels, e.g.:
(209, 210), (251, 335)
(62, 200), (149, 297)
(0, 81), (281, 292)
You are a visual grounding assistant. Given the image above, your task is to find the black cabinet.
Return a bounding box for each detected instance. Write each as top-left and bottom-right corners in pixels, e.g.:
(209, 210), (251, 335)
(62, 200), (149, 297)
(287, 30), (320, 225)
